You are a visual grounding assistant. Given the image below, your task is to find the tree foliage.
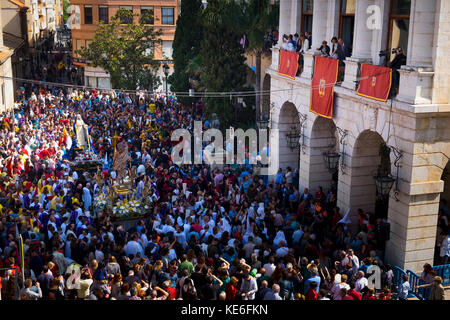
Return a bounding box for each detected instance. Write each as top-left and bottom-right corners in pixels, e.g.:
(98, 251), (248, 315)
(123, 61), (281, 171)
(200, 0), (248, 128)
(168, 0), (204, 106)
(76, 8), (162, 90)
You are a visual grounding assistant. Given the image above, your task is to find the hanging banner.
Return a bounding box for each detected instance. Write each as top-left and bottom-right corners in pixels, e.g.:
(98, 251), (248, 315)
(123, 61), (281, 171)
(356, 64), (392, 102)
(278, 50), (299, 80)
(310, 56), (339, 119)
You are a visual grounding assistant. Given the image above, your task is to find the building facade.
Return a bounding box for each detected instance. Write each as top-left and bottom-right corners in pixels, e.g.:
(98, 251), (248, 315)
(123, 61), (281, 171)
(70, 0), (180, 90)
(2, 0), (64, 86)
(267, 0), (450, 272)
(0, 1), (16, 112)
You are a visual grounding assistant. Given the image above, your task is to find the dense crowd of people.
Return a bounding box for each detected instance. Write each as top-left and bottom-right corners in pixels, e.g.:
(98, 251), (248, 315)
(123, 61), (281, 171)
(0, 83), (447, 301)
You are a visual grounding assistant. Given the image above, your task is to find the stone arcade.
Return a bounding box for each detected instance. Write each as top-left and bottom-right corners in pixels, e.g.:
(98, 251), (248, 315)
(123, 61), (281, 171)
(266, 0), (450, 272)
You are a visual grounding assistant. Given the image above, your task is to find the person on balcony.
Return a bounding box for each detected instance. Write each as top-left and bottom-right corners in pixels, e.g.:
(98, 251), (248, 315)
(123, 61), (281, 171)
(387, 48), (407, 95)
(317, 41), (330, 57)
(305, 32), (312, 50)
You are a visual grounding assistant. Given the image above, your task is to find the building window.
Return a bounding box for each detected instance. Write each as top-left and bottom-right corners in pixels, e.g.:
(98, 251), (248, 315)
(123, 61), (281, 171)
(86, 40), (93, 49)
(120, 6), (133, 24)
(162, 41), (173, 59)
(88, 76), (97, 88)
(388, 0), (411, 61)
(141, 6), (154, 24)
(162, 7), (174, 25)
(301, 0), (313, 34)
(99, 6), (109, 24)
(76, 39), (85, 55)
(339, 0), (355, 52)
(84, 5), (93, 24)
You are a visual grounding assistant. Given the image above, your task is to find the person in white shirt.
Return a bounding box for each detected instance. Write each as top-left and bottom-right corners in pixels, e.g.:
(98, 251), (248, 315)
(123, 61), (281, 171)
(263, 256), (276, 277)
(341, 249), (359, 276)
(355, 271), (368, 293)
(125, 234), (145, 257)
(331, 274), (350, 300)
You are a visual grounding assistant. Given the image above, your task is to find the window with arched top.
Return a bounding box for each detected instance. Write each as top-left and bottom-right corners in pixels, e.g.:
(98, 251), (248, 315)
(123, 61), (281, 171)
(387, 0), (411, 61)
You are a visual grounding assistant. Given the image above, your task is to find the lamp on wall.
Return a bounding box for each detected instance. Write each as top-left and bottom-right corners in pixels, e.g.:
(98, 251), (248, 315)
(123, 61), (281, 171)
(323, 126), (348, 174)
(373, 144), (403, 200)
(285, 112), (307, 152)
(257, 113), (270, 130)
(323, 151), (341, 173)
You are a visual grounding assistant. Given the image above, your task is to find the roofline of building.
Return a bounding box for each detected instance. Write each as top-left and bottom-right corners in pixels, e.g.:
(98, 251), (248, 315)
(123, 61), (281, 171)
(7, 0), (28, 9)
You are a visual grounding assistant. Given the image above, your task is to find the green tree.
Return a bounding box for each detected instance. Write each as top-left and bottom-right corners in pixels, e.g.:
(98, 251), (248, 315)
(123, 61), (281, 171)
(76, 8), (162, 90)
(63, 0), (70, 22)
(201, 0), (248, 128)
(239, 0), (279, 122)
(168, 0), (204, 106)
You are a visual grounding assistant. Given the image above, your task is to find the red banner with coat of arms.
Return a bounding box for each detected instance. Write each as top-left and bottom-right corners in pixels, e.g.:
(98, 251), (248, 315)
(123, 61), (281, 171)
(278, 50), (299, 79)
(310, 56), (339, 119)
(356, 64), (392, 102)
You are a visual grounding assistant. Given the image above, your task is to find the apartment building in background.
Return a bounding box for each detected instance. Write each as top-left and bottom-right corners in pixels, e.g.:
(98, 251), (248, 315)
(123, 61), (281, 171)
(0, 1), (16, 112)
(70, 0), (180, 90)
(2, 0), (64, 87)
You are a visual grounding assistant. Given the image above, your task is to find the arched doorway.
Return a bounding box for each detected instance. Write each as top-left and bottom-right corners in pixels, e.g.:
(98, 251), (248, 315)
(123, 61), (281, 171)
(304, 116), (338, 194)
(339, 129), (391, 225)
(436, 162), (450, 265)
(277, 102), (300, 172)
(262, 74), (271, 118)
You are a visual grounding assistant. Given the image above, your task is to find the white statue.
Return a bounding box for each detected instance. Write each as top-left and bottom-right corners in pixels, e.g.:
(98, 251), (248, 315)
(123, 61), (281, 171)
(75, 114), (90, 150)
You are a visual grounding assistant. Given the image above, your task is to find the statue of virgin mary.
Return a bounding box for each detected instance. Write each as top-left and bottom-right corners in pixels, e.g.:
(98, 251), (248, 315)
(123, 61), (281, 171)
(74, 114), (90, 150)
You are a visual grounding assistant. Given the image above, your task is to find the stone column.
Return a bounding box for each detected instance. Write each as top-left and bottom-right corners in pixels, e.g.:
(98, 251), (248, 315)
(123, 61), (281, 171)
(371, 0), (391, 65)
(352, 0), (374, 60)
(325, 0), (340, 42)
(0, 0), (3, 49)
(290, 0), (302, 35)
(385, 136), (446, 272)
(278, 0), (291, 41)
(406, 0), (436, 67)
(310, 0), (328, 52)
(431, 0), (450, 105)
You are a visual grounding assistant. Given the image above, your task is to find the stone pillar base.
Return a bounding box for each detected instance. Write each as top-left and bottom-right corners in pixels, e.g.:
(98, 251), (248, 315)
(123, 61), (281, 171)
(341, 57), (372, 91)
(397, 66), (434, 105)
(300, 51), (315, 80)
(271, 46), (280, 71)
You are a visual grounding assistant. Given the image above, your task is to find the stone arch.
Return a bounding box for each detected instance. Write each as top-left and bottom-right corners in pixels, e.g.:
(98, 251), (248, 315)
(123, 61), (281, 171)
(436, 157), (450, 264)
(301, 115), (338, 193)
(337, 129), (389, 224)
(276, 101), (300, 172)
(262, 74), (271, 118)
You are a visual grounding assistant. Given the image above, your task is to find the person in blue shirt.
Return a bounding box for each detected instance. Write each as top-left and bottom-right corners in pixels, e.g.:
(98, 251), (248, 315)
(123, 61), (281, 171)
(275, 168), (284, 185)
(359, 257), (373, 275)
(304, 265), (321, 294)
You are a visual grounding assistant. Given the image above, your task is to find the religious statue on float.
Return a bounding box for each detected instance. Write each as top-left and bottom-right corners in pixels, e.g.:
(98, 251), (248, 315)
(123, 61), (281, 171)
(74, 114), (91, 150)
(113, 138), (131, 186)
